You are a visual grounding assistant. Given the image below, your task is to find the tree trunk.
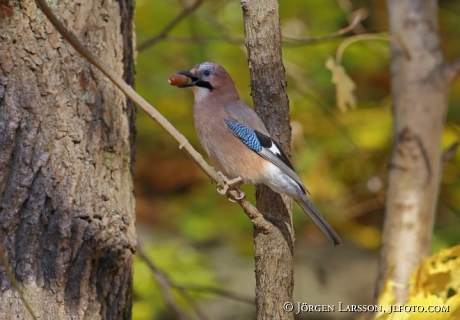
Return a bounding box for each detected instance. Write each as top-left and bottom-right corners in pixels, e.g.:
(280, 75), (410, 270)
(0, 0), (136, 319)
(241, 1), (294, 319)
(375, 0), (452, 304)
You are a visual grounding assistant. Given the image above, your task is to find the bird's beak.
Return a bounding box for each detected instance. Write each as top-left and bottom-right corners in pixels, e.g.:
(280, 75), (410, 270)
(176, 70), (199, 88)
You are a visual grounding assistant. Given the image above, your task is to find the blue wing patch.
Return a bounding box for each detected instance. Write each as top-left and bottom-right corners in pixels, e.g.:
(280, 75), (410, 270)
(224, 119), (262, 152)
(225, 119), (307, 194)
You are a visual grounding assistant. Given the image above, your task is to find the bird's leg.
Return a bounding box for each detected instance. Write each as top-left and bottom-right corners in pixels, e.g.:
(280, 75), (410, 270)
(216, 172), (245, 201)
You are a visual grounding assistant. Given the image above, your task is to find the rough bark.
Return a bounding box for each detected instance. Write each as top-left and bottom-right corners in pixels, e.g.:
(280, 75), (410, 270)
(241, 1), (294, 319)
(375, 0), (452, 304)
(0, 0), (136, 319)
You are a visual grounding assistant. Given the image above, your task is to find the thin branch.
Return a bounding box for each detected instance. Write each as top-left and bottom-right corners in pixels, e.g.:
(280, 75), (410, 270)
(138, 243), (252, 320)
(137, 242), (254, 307)
(442, 56), (460, 84)
(332, 32), (411, 63)
(136, 244), (187, 320)
(283, 60), (358, 148)
(392, 35), (413, 60)
(137, 0), (204, 51)
(174, 285), (254, 305)
(163, 35), (244, 45)
(173, 287), (212, 320)
(439, 3), (460, 16)
(137, 11), (365, 49)
(336, 33), (391, 63)
(139, 243), (212, 320)
(283, 12), (363, 45)
(441, 141), (459, 166)
(0, 245), (37, 320)
(342, 197), (385, 219)
(335, 0), (369, 35)
(33, 0), (271, 232)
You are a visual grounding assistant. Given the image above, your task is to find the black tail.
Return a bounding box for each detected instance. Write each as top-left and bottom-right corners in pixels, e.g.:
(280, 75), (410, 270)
(295, 194), (341, 246)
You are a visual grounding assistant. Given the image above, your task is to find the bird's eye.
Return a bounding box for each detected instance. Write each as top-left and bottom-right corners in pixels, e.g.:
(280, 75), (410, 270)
(203, 69), (211, 77)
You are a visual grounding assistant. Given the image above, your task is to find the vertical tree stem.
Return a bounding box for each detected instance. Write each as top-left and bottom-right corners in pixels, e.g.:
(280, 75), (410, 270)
(375, 0), (450, 303)
(241, 1), (295, 319)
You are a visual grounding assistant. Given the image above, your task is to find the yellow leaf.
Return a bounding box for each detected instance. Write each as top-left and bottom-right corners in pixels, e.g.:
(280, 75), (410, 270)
(409, 245), (460, 299)
(378, 245), (460, 320)
(446, 294), (460, 320)
(325, 56), (357, 112)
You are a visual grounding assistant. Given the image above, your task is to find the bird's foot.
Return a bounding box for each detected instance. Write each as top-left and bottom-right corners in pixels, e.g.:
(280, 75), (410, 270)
(216, 172), (245, 201)
(216, 172), (243, 194)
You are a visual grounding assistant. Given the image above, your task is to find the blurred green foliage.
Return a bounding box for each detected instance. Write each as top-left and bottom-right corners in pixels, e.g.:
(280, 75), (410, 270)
(132, 0), (460, 318)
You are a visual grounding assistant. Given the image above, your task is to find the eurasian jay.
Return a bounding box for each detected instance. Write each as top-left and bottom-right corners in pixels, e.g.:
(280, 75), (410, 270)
(175, 62), (341, 246)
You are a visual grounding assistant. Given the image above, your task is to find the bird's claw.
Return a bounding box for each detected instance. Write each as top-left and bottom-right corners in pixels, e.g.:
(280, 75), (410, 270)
(234, 191), (245, 200)
(216, 186), (227, 195)
(225, 189), (245, 202)
(216, 172), (245, 201)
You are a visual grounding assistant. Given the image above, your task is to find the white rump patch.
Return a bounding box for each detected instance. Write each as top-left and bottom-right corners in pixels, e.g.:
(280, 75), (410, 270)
(263, 162), (300, 195)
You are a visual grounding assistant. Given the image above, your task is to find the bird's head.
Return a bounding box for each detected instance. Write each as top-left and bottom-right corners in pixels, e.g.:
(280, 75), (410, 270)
(176, 62), (237, 99)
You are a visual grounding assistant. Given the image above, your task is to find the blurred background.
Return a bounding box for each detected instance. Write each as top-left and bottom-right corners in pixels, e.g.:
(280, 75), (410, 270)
(131, 0), (460, 319)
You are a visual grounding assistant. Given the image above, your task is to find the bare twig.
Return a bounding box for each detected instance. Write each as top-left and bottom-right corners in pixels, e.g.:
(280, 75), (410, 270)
(138, 243), (254, 320)
(0, 245), (37, 320)
(137, 0), (205, 51)
(442, 56), (460, 84)
(308, 92), (358, 148)
(334, 32), (415, 65)
(161, 35), (244, 45)
(174, 285), (254, 305)
(137, 11), (365, 49)
(136, 244), (187, 320)
(439, 3), (460, 16)
(173, 288), (212, 320)
(33, 0), (270, 232)
(336, 33), (391, 63)
(441, 141), (459, 166)
(283, 12), (363, 46)
(137, 243), (253, 307)
(336, 0), (369, 35)
(392, 35), (413, 60)
(342, 197), (385, 219)
(284, 64), (358, 149)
